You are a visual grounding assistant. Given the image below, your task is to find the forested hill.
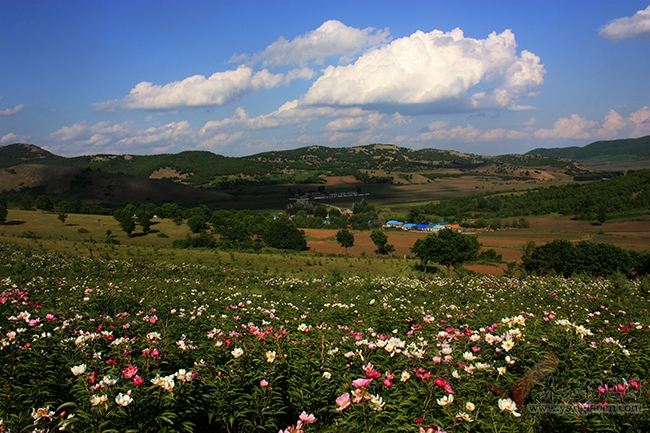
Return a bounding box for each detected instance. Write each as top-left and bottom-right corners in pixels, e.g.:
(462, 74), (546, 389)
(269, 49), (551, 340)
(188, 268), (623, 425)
(410, 169), (650, 223)
(526, 135), (650, 162)
(0, 142), (579, 188)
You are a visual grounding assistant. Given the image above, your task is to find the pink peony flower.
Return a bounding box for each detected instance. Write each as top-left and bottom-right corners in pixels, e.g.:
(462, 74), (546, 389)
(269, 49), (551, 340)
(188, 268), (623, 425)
(260, 379), (269, 387)
(336, 393), (351, 411)
(352, 378), (372, 389)
(628, 379), (641, 391)
(298, 411), (317, 424)
(365, 369), (381, 379)
(122, 365), (138, 379)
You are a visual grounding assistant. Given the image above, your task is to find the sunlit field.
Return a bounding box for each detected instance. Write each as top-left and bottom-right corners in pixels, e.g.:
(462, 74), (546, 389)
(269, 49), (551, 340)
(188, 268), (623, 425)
(2, 209), (649, 277)
(1, 243), (648, 432)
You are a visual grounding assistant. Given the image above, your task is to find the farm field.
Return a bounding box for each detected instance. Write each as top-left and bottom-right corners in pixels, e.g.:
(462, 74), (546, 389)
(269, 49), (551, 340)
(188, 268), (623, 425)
(1, 210), (649, 277)
(0, 243), (648, 432)
(198, 165), (578, 211)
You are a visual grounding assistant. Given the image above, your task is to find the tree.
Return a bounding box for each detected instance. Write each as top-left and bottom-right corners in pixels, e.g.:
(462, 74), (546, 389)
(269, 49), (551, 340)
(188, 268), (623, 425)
(35, 195), (53, 213)
(20, 196), (34, 210)
(411, 228), (481, 273)
(187, 215), (208, 233)
(136, 204), (154, 234)
(221, 220), (252, 250)
(522, 239), (635, 278)
(370, 229), (394, 256)
(0, 198), (7, 224)
(113, 204), (136, 237)
(517, 217), (530, 228)
(313, 206), (328, 219)
(57, 212), (68, 225)
(521, 239), (574, 277)
(263, 216), (306, 251)
(159, 202), (183, 219)
(336, 229), (355, 254)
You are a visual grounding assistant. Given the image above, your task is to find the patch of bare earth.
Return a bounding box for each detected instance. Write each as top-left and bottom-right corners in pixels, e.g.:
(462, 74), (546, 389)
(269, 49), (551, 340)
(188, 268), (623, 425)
(149, 167), (191, 180)
(322, 176), (361, 186)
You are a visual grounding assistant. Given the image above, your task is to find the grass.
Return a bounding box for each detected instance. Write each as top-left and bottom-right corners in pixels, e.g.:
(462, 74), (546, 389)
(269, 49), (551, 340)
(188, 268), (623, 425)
(2, 209), (649, 278)
(0, 209), (418, 278)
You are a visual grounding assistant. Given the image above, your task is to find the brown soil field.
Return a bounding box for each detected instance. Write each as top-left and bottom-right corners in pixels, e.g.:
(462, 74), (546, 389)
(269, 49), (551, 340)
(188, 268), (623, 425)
(304, 215), (650, 276)
(322, 175), (361, 186)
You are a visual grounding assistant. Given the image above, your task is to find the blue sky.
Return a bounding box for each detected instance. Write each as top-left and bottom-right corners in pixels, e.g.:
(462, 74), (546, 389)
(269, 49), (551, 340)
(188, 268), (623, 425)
(1, 1), (649, 157)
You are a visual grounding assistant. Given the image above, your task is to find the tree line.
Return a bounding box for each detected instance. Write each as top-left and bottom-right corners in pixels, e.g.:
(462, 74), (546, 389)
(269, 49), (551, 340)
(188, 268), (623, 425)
(520, 239), (650, 278)
(408, 169), (650, 224)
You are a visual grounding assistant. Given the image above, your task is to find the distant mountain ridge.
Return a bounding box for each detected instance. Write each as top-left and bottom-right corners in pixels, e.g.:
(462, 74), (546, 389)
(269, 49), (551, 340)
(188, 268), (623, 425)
(526, 135), (650, 161)
(2, 139), (639, 209)
(0, 142), (575, 188)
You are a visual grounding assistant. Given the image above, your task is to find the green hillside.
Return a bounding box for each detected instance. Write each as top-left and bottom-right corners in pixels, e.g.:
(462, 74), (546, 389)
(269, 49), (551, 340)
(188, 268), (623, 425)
(2, 142), (581, 189)
(527, 135), (650, 161)
(0, 143), (64, 167)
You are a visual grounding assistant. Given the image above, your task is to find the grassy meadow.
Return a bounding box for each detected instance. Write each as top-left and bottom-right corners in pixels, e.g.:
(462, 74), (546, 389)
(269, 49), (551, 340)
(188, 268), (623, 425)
(2, 209), (649, 277)
(1, 207), (650, 432)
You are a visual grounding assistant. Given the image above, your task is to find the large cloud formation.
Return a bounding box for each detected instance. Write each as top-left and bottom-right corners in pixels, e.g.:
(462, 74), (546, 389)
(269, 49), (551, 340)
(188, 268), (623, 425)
(248, 19), (390, 67)
(301, 28), (545, 114)
(93, 66), (313, 112)
(599, 5), (650, 41)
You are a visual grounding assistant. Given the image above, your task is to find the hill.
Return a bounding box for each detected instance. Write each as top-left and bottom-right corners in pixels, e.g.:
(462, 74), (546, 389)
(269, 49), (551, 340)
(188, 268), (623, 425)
(1, 142), (581, 186)
(0, 142), (586, 210)
(0, 164), (233, 208)
(0, 143), (65, 166)
(526, 135), (650, 169)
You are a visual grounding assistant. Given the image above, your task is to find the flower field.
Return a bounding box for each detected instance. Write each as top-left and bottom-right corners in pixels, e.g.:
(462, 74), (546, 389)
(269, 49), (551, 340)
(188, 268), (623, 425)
(1, 243), (649, 432)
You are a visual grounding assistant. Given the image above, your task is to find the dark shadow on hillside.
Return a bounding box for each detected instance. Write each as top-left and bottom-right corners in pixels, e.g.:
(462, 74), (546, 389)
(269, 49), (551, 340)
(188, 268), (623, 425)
(2, 220), (26, 226)
(131, 232), (153, 238)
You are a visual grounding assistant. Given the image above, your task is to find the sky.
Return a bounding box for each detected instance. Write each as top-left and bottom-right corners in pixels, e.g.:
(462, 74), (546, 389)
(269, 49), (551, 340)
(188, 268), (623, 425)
(1, 1), (649, 157)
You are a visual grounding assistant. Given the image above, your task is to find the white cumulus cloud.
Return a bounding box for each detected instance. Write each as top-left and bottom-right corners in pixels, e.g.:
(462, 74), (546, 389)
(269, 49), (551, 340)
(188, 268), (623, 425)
(200, 100), (374, 134)
(116, 121), (194, 146)
(0, 104), (27, 116)
(533, 108), (650, 140)
(599, 5), (650, 41)
(247, 20), (390, 67)
(0, 132), (31, 144)
(302, 28), (545, 114)
(94, 66), (313, 112)
(45, 121), (133, 145)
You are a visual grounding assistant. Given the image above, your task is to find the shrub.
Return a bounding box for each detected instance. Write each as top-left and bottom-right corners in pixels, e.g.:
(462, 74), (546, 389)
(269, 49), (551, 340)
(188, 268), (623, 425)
(172, 233), (217, 249)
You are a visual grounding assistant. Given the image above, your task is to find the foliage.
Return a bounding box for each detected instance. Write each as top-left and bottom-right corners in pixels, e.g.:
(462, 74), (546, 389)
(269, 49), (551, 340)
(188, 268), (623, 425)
(136, 204), (155, 234)
(521, 239), (646, 278)
(477, 248), (503, 263)
(528, 134), (650, 162)
(335, 229), (355, 254)
(0, 242), (649, 432)
(186, 215), (207, 234)
(411, 169), (650, 222)
(0, 197), (7, 224)
(411, 228), (481, 273)
(172, 233), (217, 249)
(264, 216), (307, 251)
(113, 205), (136, 237)
(369, 229), (394, 256)
(35, 195), (54, 212)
